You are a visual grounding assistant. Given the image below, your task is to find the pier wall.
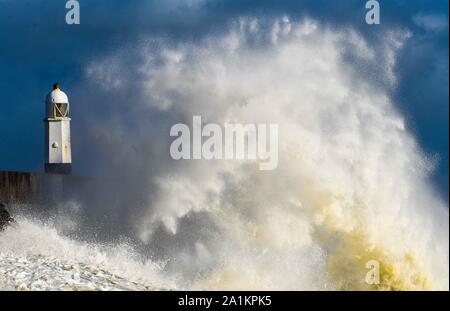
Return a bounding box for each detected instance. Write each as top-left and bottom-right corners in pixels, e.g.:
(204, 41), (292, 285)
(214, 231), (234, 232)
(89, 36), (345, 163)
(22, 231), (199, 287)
(0, 171), (91, 205)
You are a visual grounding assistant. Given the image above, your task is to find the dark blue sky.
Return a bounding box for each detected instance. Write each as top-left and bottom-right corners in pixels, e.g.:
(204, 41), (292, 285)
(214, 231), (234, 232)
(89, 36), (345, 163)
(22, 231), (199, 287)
(0, 0), (448, 200)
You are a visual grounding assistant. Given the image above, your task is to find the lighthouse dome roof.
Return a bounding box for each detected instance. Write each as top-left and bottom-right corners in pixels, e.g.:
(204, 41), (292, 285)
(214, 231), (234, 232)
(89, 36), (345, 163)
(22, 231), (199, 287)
(45, 84), (70, 118)
(46, 89), (69, 105)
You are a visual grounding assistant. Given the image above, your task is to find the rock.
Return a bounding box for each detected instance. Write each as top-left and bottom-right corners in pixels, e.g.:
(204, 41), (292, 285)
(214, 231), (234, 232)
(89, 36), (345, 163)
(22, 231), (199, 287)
(0, 202), (13, 230)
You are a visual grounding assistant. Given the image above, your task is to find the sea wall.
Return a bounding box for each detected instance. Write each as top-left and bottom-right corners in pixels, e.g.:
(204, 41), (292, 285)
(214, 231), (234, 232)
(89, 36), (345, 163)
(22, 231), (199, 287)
(0, 171), (41, 204)
(0, 171), (91, 205)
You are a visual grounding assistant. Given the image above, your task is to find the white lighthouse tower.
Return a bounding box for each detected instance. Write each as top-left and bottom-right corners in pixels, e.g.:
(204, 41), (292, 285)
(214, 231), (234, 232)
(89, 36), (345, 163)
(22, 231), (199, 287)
(44, 83), (72, 174)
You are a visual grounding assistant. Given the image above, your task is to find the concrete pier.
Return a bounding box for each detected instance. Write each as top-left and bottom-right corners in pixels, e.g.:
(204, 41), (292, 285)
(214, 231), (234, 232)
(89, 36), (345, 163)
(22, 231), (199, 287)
(0, 171), (42, 204)
(0, 171), (91, 205)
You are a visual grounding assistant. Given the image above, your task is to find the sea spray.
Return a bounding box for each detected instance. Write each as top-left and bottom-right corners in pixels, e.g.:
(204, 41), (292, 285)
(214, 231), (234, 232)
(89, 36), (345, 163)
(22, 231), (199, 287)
(127, 17), (447, 290)
(1, 16), (448, 291)
(0, 217), (174, 290)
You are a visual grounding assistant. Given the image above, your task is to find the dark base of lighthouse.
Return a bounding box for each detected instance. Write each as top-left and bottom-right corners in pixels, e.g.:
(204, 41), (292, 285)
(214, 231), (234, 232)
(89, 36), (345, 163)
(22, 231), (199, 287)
(45, 163), (72, 175)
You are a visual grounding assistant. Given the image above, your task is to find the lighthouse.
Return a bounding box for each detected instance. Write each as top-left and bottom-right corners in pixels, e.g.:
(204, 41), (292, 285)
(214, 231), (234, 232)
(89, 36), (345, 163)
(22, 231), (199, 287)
(44, 83), (72, 175)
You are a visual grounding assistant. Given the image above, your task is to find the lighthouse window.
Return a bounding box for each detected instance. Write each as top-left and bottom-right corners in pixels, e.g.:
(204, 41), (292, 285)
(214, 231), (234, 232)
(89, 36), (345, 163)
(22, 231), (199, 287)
(54, 103), (69, 118)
